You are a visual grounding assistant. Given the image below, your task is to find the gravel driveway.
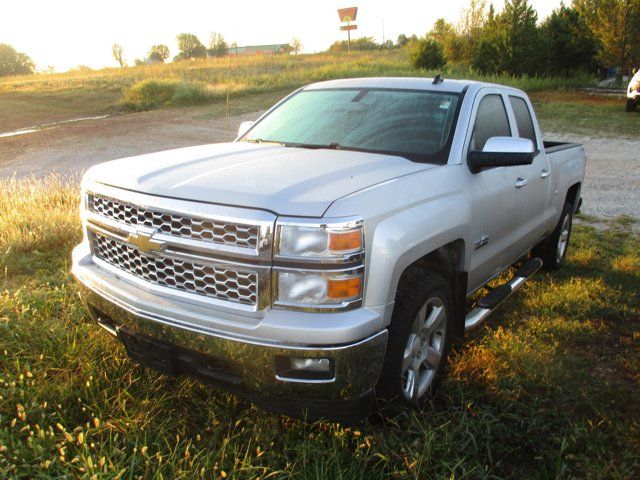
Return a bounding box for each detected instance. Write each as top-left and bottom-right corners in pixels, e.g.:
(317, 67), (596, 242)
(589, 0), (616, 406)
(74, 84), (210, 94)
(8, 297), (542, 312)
(543, 132), (639, 219)
(1, 109), (638, 219)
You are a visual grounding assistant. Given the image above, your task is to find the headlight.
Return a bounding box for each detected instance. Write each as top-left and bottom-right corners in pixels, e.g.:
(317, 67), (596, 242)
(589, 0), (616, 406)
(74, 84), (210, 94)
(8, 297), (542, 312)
(274, 268), (363, 309)
(276, 217), (364, 261)
(273, 217), (365, 310)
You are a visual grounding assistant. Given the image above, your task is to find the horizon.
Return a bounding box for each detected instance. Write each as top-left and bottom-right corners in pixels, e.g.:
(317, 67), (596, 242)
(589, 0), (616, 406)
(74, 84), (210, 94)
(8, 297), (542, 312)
(2, 0), (561, 73)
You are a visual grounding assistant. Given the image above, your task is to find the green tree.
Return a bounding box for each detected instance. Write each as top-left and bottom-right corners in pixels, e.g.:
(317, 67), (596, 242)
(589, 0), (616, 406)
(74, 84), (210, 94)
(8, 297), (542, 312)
(0, 43), (34, 76)
(501, 0), (542, 75)
(396, 34), (409, 47)
(290, 37), (303, 55)
(328, 37), (380, 52)
(147, 44), (170, 63)
(456, 0), (488, 65)
(471, 37), (501, 74)
(541, 5), (597, 75)
(208, 33), (229, 57)
(574, 0), (640, 69)
(382, 39), (396, 49)
(429, 18), (460, 64)
(175, 33), (207, 60)
(471, 0), (543, 75)
(410, 37), (446, 70)
(112, 44), (125, 67)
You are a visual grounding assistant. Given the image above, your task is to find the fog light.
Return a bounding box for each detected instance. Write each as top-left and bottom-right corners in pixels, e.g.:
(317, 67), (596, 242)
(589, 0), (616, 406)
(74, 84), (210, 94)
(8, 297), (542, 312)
(291, 358), (331, 372)
(275, 356), (335, 382)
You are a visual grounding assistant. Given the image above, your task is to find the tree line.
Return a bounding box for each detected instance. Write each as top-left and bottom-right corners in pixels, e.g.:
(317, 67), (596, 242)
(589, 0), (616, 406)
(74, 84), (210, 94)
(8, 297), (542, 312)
(0, 32), (243, 77)
(2, 0), (638, 77)
(112, 32), (232, 67)
(0, 44), (34, 76)
(410, 0), (640, 77)
(112, 33), (302, 67)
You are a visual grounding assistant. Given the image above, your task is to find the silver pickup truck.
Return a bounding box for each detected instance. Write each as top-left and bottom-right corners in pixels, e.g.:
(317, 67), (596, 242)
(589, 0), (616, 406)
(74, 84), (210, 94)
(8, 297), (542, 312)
(72, 77), (586, 420)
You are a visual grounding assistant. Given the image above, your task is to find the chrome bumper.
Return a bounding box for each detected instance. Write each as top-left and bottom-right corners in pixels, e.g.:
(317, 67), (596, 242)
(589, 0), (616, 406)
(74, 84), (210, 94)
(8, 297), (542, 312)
(72, 244), (388, 418)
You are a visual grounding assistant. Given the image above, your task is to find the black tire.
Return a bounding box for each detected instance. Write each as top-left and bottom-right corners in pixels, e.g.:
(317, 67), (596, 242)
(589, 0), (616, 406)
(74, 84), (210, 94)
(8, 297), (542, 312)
(626, 99), (636, 112)
(376, 268), (453, 408)
(533, 201), (573, 270)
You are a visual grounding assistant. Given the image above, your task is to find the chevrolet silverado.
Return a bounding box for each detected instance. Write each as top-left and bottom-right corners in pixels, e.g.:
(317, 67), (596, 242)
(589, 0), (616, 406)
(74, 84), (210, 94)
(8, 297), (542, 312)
(72, 77), (586, 420)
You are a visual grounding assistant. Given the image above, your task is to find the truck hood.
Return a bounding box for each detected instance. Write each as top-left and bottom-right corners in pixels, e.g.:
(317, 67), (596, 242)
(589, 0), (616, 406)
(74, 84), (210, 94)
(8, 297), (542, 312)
(86, 142), (435, 217)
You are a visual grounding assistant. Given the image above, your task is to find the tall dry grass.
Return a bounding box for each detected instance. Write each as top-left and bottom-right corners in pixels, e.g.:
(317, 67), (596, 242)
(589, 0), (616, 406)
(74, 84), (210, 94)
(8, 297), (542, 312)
(0, 50), (593, 99)
(0, 175), (80, 258)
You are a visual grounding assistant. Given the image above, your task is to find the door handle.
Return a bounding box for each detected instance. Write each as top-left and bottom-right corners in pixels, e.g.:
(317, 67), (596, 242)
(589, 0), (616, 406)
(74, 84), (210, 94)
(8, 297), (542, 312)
(541, 169), (551, 178)
(515, 177), (528, 188)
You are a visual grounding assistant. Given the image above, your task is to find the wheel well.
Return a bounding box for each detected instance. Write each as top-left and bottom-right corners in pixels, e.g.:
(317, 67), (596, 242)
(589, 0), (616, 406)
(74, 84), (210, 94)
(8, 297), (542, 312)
(565, 183), (581, 208)
(409, 240), (465, 282)
(396, 240), (467, 338)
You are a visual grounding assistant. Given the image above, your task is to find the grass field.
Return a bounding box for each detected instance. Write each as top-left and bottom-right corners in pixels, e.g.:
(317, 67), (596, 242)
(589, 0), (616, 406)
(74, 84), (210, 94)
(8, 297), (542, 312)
(0, 50), (600, 132)
(531, 91), (640, 138)
(0, 177), (638, 479)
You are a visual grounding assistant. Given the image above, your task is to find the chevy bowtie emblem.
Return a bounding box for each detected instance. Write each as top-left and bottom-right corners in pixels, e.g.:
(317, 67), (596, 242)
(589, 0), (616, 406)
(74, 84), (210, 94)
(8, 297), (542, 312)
(126, 231), (165, 254)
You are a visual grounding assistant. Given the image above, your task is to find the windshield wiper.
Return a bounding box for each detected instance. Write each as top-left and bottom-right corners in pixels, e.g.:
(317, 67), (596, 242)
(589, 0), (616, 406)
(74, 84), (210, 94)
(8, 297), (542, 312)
(283, 142), (342, 150)
(243, 138), (283, 145)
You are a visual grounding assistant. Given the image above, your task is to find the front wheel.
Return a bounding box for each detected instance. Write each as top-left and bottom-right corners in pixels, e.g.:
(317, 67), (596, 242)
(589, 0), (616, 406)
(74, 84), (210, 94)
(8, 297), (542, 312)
(376, 269), (453, 407)
(533, 201), (574, 270)
(626, 98), (636, 112)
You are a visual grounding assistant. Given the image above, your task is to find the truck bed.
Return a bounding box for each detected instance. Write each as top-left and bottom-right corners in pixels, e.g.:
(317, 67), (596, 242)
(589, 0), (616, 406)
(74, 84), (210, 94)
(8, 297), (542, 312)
(543, 141), (582, 154)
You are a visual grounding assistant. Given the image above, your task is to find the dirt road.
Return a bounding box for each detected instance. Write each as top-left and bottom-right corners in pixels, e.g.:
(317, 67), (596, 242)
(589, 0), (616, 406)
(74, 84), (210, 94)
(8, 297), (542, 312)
(0, 106), (262, 179)
(1, 109), (638, 219)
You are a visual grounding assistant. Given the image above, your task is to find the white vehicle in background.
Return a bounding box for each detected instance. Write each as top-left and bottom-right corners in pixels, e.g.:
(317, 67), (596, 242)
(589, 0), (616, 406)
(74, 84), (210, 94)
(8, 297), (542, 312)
(627, 69), (640, 112)
(72, 77), (586, 421)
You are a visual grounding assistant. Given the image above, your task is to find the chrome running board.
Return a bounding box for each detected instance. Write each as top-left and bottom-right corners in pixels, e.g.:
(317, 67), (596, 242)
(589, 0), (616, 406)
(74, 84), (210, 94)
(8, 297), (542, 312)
(464, 257), (543, 331)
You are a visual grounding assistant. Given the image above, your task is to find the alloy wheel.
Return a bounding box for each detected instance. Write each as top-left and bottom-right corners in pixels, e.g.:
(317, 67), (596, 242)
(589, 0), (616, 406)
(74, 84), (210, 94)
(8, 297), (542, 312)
(401, 297), (447, 402)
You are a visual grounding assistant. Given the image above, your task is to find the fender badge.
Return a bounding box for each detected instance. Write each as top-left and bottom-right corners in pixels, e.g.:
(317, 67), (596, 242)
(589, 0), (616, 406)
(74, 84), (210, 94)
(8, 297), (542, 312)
(474, 234), (490, 250)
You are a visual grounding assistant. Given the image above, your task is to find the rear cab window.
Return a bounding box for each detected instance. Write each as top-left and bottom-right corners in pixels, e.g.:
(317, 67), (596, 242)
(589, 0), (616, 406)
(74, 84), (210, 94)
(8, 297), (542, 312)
(509, 96), (538, 148)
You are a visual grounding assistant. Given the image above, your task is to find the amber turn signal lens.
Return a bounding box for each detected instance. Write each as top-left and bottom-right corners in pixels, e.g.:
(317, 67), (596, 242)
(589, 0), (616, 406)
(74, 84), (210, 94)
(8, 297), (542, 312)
(327, 276), (361, 300)
(328, 230), (362, 252)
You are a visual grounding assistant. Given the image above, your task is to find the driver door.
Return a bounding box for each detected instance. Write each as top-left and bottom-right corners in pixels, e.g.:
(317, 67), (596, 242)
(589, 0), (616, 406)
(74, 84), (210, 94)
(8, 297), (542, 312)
(466, 90), (529, 292)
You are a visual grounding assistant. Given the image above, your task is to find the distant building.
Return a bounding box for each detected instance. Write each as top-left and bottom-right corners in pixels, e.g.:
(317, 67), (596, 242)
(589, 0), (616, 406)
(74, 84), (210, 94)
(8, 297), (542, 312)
(228, 44), (293, 57)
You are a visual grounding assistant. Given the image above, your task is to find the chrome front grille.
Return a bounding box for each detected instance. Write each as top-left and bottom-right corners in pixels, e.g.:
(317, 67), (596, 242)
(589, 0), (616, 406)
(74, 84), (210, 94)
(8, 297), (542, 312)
(91, 232), (258, 306)
(88, 193), (259, 249)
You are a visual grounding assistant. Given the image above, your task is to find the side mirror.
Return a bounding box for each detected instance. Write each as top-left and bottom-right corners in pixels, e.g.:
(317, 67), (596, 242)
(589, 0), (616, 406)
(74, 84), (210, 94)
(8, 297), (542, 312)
(237, 121), (255, 138)
(468, 137), (535, 172)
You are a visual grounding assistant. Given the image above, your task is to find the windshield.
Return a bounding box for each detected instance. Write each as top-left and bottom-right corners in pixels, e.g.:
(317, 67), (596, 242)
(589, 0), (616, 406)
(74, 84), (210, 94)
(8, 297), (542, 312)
(241, 88), (461, 163)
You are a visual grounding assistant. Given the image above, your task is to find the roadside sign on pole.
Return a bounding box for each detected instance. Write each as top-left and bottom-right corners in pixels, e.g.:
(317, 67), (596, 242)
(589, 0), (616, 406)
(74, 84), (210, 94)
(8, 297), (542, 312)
(337, 7), (358, 23)
(338, 7), (358, 52)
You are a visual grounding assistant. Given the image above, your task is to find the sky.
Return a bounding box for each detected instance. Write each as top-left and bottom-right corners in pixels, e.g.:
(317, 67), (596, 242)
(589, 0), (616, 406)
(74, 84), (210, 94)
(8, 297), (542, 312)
(2, 0), (561, 72)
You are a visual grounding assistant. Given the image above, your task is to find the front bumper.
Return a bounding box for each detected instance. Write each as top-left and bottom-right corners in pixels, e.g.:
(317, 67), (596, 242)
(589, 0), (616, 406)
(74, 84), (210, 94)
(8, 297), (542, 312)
(72, 244), (389, 420)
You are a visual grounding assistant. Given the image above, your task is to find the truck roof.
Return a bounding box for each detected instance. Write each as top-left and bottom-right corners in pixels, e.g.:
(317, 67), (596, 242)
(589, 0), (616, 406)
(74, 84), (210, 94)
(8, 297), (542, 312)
(303, 77), (521, 95)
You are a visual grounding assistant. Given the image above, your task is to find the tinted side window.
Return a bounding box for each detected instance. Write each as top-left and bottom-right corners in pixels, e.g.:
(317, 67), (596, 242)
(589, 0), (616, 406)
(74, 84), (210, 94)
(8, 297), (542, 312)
(470, 94), (511, 151)
(509, 96), (537, 145)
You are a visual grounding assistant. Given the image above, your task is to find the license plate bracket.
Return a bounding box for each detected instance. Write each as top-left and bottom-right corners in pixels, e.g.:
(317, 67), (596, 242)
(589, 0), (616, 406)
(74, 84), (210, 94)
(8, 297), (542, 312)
(118, 326), (178, 376)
